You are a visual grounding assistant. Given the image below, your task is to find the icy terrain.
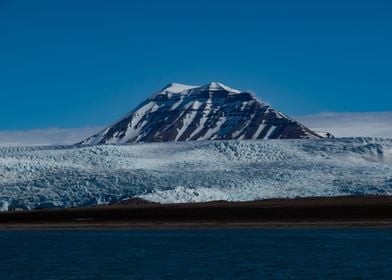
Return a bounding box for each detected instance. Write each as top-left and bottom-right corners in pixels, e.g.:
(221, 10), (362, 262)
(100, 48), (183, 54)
(0, 138), (391, 210)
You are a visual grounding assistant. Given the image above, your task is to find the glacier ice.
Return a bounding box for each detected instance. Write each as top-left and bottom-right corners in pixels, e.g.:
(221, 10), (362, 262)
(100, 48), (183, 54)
(0, 138), (391, 210)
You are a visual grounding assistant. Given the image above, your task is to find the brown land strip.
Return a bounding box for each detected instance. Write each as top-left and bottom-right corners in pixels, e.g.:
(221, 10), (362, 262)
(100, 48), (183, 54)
(1, 196), (392, 230)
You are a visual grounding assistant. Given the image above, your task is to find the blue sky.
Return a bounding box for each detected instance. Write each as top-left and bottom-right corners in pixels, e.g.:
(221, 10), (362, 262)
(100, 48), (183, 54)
(0, 0), (391, 131)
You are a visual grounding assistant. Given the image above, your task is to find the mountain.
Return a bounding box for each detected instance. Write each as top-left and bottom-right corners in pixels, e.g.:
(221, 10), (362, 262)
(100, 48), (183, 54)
(81, 82), (324, 145)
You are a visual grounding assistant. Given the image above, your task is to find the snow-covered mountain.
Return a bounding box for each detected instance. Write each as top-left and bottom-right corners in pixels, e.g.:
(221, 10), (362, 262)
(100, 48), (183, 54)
(0, 138), (391, 210)
(81, 82), (323, 145)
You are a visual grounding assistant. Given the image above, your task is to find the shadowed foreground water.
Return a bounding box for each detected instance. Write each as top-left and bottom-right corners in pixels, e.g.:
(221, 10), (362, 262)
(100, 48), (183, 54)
(0, 229), (391, 279)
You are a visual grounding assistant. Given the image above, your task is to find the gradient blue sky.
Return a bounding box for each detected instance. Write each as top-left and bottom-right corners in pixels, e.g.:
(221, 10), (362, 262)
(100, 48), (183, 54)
(0, 0), (391, 130)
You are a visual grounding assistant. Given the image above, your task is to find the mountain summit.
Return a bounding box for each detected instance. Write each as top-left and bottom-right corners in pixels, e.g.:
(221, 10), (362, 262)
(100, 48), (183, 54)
(81, 82), (324, 144)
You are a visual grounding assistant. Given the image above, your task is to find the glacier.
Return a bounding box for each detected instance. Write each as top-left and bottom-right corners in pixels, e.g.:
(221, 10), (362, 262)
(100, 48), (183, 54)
(0, 138), (392, 210)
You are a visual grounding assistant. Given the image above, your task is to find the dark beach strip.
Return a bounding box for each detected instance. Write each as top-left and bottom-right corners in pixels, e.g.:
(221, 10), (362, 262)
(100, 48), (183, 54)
(1, 196), (392, 230)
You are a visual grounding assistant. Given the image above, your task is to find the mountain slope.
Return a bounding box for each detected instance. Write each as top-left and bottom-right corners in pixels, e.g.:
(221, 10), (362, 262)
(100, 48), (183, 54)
(81, 82), (323, 145)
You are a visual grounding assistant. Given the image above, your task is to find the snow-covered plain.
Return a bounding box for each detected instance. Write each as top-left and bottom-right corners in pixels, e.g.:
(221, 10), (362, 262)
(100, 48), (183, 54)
(0, 138), (391, 210)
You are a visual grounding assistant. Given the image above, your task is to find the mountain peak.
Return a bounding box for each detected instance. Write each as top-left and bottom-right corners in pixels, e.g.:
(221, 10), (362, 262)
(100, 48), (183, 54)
(160, 83), (198, 94)
(81, 83), (325, 145)
(159, 82), (242, 96)
(199, 82), (241, 94)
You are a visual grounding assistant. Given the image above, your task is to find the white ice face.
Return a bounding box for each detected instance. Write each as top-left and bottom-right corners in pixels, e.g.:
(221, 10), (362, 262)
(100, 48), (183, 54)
(0, 137), (391, 210)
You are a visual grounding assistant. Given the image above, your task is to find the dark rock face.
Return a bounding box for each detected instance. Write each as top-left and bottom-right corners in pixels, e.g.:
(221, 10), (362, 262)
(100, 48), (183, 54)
(81, 82), (323, 145)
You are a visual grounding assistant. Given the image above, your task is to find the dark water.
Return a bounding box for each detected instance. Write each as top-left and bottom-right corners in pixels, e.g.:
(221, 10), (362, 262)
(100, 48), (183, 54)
(0, 229), (391, 280)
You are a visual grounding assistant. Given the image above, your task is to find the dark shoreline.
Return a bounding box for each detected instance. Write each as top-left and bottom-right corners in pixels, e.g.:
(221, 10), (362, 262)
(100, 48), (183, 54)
(2, 196), (392, 230)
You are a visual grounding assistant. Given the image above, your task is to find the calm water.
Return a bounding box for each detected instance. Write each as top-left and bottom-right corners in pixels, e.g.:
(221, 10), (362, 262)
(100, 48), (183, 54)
(0, 229), (391, 280)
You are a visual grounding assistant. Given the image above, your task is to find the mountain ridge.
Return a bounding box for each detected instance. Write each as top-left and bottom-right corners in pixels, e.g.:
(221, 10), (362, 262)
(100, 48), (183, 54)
(81, 82), (325, 145)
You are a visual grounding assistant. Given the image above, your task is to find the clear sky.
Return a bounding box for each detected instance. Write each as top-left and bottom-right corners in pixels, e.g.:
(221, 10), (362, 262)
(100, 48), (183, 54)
(0, 0), (391, 130)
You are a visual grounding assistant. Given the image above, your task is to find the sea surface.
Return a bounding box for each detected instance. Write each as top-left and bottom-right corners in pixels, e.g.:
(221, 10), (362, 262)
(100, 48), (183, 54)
(0, 229), (391, 279)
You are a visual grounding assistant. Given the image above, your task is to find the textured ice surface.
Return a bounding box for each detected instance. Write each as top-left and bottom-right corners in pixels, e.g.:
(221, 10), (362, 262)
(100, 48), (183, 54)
(0, 138), (391, 210)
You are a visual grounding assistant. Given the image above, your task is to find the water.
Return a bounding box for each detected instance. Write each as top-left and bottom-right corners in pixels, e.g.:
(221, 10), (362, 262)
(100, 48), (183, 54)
(0, 229), (391, 279)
